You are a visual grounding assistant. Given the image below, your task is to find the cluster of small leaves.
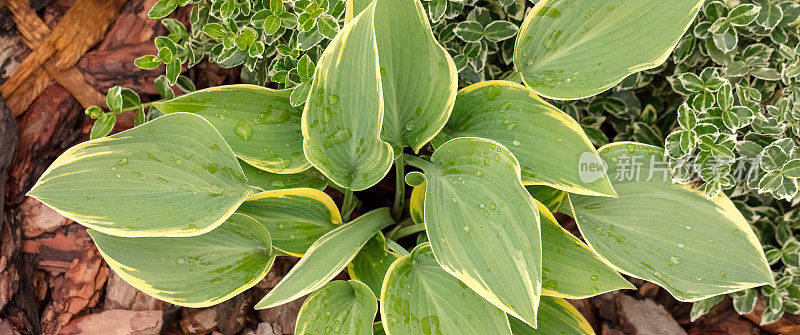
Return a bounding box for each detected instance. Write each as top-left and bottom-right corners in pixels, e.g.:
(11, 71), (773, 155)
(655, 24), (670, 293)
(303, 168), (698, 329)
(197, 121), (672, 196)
(662, 0), (800, 202)
(650, 0), (800, 324)
(85, 75), (196, 139)
(427, 0), (524, 84)
(136, 0), (344, 106)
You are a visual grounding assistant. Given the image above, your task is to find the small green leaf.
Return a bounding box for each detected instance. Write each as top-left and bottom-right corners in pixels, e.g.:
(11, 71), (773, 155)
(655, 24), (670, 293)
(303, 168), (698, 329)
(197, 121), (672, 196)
(28, 113), (252, 237)
(565, 142), (774, 301)
(515, 0), (704, 99)
(166, 59), (181, 85)
(263, 15), (282, 34)
(89, 113), (116, 139)
(295, 280), (377, 335)
(237, 188), (340, 256)
(148, 0), (178, 18)
(691, 295), (724, 321)
(727, 4), (761, 26)
(134, 55), (162, 70)
(89, 213), (274, 307)
(380, 243), (512, 334)
(454, 21), (485, 43)
(290, 83), (312, 107)
(297, 55), (315, 83)
(422, 137), (541, 327)
(483, 20), (518, 42)
(254, 208), (394, 309)
(154, 85), (310, 174)
(203, 23), (228, 39)
(235, 27), (258, 49)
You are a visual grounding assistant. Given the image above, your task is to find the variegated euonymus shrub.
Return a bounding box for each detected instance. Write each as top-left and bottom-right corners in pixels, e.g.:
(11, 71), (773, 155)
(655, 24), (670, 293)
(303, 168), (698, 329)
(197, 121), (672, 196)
(29, 0), (778, 333)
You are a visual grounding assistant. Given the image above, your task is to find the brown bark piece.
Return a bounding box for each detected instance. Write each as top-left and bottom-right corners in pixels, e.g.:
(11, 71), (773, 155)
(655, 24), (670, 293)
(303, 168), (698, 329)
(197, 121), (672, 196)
(6, 84), (83, 206)
(1, 0), (125, 115)
(59, 309), (163, 335)
(617, 294), (687, 335)
(36, 228), (108, 334)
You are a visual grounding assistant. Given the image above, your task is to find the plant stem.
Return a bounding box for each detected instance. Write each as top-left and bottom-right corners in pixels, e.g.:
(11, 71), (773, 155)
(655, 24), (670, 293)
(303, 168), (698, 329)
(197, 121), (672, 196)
(385, 238), (410, 257)
(387, 223), (426, 240)
(392, 156), (406, 221)
(341, 189), (357, 221)
(403, 154), (437, 173)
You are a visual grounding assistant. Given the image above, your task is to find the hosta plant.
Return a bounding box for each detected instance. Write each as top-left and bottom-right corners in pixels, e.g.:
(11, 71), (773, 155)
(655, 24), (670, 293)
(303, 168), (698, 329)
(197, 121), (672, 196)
(29, 0), (777, 333)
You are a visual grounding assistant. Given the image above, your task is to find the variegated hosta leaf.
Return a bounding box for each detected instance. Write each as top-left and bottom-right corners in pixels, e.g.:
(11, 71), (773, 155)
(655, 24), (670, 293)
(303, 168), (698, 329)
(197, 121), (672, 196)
(436, 81), (616, 197)
(239, 159), (327, 192)
(347, 233), (398, 297)
(340, 0), (460, 153)
(514, 0), (704, 100)
(236, 188), (341, 256)
(538, 201), (633, 299)
(508, 297), (594, 335)
(409, 181), (426, 224)
(89, 213), (274, 307)
(372, 0), (458, 152)
(527, 185), (566, 212)
(344, 0), (372, 23)
(295, 280), (377, 335)
(566, 142), (773, 301)
(302, 1), (393, 191)
(254, 208), (395, 309)
(153, 85), (309, 173)
(27, 113), (252, 237)
(380, 243), (512, 335)
(421, 137), (542, 327)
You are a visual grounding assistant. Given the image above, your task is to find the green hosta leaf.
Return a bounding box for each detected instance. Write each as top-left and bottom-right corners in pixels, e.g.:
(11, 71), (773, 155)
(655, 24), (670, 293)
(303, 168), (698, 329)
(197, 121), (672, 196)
(347, 233), (398, 298)
(565, 142), (774, 301)
(507, 297), (594, 334)
(437, 81), (616, 197)
(409, 181), (425, 224)
(28, 113), (252, 237)
(538, 201), (633, 299)
(154, 85), (308, 174)
(295, 280), (377, 335)
(255, 208), (394, 309)
(302, 2), (393, 191)
(374, 0), (458, 153)
(420, 137), (541, 327)
(514, 0), (703, 99)
(344, 0), (372, 23)
(526, 185), (566, 212)
(239, 160), (327, 192)
(89, 213), (274, 307)
(380, 243), (512, 335)
(236, 188), (341, 256)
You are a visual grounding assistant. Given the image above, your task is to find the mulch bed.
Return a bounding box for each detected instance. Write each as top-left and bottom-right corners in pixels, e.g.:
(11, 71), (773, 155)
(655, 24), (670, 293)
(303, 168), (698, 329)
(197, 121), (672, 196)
(0, 0), (799, 334)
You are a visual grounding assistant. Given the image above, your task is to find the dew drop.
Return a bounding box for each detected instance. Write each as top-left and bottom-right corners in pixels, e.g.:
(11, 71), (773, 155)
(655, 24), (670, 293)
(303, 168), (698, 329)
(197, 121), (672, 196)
(668, 256), (679, 266)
